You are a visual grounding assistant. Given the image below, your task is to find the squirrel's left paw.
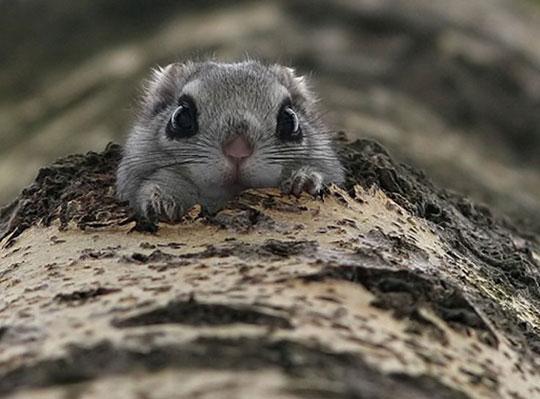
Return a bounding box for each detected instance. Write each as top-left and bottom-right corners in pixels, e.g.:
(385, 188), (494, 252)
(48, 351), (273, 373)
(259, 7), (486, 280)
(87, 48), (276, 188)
(281, 167), (323, 197)
(138, 183), (185, 223)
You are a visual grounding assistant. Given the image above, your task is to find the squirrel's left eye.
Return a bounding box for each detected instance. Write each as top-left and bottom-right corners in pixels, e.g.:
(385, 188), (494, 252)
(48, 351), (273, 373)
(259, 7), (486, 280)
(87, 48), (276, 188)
(166, 95), (198, 139)
(276, 103), (302, 142)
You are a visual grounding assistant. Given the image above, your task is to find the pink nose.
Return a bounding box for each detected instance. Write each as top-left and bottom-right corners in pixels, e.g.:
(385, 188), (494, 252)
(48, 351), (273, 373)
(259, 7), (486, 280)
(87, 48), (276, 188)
(223, 135), (253, 161)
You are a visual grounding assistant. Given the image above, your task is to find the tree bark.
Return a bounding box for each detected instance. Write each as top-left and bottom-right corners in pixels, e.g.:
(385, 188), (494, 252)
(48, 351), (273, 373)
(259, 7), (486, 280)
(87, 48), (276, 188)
(0, 140), (538, 399)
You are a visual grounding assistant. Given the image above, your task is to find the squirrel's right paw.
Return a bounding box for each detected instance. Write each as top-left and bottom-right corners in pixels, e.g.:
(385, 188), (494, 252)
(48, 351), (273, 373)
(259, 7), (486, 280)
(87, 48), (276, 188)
(281, 167), (324, 197)
(137, 183), (184, 223)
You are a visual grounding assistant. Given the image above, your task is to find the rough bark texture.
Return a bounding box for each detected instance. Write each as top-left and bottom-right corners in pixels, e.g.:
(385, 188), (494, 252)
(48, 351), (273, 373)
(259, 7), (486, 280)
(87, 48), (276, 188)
(0, 139), (539, 399)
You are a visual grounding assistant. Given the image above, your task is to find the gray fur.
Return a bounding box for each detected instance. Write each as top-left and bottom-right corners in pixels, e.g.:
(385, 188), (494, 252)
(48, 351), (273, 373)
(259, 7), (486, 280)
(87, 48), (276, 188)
(116, 60), (344, 222)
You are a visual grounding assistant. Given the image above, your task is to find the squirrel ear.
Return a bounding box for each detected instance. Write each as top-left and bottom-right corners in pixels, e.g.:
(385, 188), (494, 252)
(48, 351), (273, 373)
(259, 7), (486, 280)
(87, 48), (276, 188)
(269, 65), (316, 107)
(142, 62), (196, 117)
(148, 64), (175, 89)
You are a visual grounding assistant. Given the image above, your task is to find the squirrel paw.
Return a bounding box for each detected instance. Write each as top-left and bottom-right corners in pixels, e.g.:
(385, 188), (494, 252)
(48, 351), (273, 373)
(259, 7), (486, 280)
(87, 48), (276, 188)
(139, 183), (184, 223)
(281, 167), (324, 197)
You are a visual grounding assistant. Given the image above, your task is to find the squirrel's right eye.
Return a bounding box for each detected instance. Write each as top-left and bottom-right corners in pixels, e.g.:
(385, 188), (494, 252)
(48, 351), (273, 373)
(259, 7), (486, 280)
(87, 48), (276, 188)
(276, 102), (302, 142)
(166, 96), (198, 139)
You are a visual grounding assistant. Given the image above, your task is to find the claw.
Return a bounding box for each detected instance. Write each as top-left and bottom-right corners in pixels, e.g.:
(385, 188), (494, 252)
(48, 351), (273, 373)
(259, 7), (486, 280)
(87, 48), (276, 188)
(281, 167), (324, 197)
(139, 184), (183, 223)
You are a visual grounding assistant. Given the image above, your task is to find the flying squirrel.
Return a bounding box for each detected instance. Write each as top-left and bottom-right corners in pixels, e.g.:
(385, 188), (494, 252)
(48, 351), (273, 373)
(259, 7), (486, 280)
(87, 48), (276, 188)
(116, 60), (344, 222)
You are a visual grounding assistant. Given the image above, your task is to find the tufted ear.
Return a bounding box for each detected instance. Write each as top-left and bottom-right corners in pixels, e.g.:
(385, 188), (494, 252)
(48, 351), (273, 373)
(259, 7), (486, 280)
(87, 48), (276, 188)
(141, 62), (197, 117)
(269, 65), (317, 109)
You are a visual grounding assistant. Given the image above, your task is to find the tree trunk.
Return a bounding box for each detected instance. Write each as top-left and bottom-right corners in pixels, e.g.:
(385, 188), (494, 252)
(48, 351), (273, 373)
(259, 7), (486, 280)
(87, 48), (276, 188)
(0, 139), (538, 399)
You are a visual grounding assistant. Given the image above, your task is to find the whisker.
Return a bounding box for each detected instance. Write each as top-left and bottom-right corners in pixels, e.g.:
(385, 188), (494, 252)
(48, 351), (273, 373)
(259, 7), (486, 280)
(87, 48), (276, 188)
(118, 157), (209, 171)
(264, 156), (340, 162)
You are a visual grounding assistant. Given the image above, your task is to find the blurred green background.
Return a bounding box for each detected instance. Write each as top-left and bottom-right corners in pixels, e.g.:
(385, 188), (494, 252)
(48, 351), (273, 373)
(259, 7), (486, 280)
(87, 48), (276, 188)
(1, 0), (539, 232)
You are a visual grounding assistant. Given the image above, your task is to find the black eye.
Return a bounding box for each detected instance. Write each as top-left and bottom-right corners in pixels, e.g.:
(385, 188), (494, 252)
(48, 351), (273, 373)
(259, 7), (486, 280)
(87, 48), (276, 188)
(166, 95), (198, 139)
(276, 102), (302, 142)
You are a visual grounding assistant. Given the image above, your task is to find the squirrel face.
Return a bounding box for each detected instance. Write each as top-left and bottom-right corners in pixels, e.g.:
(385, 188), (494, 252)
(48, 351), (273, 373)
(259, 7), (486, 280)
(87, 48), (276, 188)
(117, 61), (344, 221)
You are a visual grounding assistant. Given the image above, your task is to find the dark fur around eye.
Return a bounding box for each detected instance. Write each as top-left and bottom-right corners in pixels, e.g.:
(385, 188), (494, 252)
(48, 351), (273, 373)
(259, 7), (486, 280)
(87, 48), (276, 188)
(166, 95), (198, 140)
(276, 100), (303, 142)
